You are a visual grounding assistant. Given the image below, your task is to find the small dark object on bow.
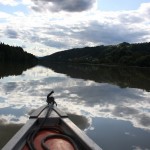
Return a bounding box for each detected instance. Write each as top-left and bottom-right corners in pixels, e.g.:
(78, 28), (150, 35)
(47, 91), (57, 106)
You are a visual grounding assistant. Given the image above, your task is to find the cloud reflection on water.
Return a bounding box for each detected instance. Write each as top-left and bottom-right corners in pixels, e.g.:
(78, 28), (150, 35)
(0, 65), (150, 133)
(87, 117), (150, 150)
(0, 65), (150, 150)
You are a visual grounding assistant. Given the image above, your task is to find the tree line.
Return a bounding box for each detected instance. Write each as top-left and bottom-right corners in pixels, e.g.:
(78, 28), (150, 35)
(0, 42), (37, 64)
(41, 42), (150, 67)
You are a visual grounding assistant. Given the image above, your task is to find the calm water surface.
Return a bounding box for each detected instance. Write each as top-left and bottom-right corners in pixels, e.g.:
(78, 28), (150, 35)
(0, 63), (150, 150)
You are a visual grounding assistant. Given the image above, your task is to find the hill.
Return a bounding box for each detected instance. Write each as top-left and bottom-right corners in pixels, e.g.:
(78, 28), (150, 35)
(41, 42), (150, 67)
(0, 42), (37, 64)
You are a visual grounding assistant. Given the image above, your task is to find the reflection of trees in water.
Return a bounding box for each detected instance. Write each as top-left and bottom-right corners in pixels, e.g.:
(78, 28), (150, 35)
(41, 62), (150, 91)
(0, 63), (36, 79)
(0, 123), (23, 149)
(68, 113), (90, 130)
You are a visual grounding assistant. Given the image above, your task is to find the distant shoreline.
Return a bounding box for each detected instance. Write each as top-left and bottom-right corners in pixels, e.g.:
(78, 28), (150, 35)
(40, 42), (150, 68)
(39, 61), (150, 69)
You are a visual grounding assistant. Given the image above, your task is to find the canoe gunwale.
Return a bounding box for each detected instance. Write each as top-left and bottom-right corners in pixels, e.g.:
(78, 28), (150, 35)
(2, 105), (102, 150)
(2, 119), (37, 150)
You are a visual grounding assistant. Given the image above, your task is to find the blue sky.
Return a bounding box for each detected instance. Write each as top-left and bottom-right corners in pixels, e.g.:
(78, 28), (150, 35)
(98, 0), (150, 11)
(0, 0), (150, 56)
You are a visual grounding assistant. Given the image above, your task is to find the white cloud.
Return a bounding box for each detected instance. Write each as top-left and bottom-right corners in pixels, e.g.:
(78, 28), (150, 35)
(21, 0), (34, 6)
(0, 12), (12, 19)
(1, 2), (150, 56)
(0, 0), (19, 6)
(139, 2), (150, 16)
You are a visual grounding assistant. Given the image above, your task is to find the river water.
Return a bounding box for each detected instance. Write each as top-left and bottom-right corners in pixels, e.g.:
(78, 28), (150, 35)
(0, 63), (150, 150)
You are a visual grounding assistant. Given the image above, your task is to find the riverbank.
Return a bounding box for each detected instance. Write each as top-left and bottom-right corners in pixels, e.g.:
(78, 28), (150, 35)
(40, 42), (150, 68)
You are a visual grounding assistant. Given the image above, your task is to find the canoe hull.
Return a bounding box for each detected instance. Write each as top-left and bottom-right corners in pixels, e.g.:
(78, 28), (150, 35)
(2, 105), (102, 150)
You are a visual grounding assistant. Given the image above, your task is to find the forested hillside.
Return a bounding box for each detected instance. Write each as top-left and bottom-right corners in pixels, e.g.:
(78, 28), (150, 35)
(0, 42), (37, 64)
(41, 42), (150, 67)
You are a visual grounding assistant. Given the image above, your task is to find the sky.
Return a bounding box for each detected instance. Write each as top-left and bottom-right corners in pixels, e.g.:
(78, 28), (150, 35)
(0, 0), (150, 56)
